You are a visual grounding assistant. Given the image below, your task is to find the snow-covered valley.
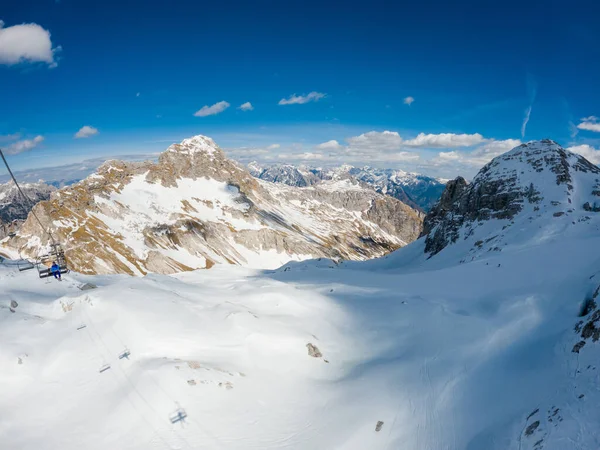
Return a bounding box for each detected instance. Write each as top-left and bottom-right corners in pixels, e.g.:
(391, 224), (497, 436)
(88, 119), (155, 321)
(2, 140), (600, 449)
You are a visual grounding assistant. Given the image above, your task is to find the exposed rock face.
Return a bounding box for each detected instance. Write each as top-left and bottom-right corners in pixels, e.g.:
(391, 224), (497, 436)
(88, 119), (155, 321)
(421, 139), (600, 257)
(0, 181), (55, 223)
(248, 163), (311, 187)
(0, 181), (56, 239)
(4, 136), (423, 275)
(248, 162), (445, 212)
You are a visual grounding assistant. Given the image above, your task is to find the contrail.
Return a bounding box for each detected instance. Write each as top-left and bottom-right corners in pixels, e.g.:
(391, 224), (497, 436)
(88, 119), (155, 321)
(521, 74), (537, 139)
(521, 105), (532, 139)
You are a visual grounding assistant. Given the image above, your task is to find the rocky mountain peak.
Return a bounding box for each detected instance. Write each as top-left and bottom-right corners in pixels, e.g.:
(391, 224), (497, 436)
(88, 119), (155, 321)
(422, 140), (600, 258)
(3, 135), (423, 275)
(167, 135), (221, 156)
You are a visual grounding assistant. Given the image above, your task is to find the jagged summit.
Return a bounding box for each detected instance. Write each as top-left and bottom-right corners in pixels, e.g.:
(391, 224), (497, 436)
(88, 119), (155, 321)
(166, 135), (220, 156)
(2, 136), (422, 275)
(422, 139), (600, 258)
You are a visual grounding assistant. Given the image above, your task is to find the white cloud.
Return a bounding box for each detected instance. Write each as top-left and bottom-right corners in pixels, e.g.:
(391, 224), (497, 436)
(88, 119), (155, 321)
(403, 96), (415, 106)
(437, 151), (461, 161)
(279, 152), (325, 161)
(193, 101), (230, 117)
(278, 92), (326, 105)
(239, 102), (254, 111)
(403, 132), (485, 148)
(567, 144), (600, 164)
(74, 125), (99, 139)
(316, 140), (343, 151)
(267, 144), (280, 149)
(0, 20), (59, 67)
(5, 135), (44, 155)
(432, 138), (521, 167)
(347, 131), (404, 152)
(577, 116), (600, 133)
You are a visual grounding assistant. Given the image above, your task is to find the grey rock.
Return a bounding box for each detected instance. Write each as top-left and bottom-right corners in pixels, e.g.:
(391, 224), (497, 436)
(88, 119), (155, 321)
(421, 140), (600, 256)
(306, 343), (322, 358)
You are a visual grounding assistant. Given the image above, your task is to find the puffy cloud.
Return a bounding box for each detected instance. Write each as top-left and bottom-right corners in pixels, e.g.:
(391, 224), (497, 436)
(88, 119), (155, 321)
(347, 131), (404, 152)
(239, 102), (254, 111)
(194, 101), (230, 117)
(278, 92), (326, 105)
(5, 135), (44, 155)
(577, 116), (600, 133)
(567, 144), (600, 164)
(0, 20), (60, 67)
(403, 96), (415, 106)
(432, 139), (521, 167)
(437, 151), (461, 161)
(403, 132), (485, 148)
(267, 144), (280, 149)
(74, 125), (99, 139)
(316, 140), (343, 151)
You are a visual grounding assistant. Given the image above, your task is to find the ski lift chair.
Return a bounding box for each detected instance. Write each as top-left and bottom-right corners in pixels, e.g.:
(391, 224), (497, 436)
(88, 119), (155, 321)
(17, 259), (35, 272)
(37, 243), (69, 278)
(169, 408), (187, 424)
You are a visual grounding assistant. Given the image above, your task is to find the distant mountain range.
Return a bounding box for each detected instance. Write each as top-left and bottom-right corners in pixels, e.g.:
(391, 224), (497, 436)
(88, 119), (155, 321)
(248, 162), (446, 211)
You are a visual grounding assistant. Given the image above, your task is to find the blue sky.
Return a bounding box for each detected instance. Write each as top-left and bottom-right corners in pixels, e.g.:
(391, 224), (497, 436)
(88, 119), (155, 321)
(1, 0), (599, 178)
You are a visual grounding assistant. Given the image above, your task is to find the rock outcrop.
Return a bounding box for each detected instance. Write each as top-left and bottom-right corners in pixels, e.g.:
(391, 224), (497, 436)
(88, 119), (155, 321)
(0, 181), (56, 239)
(421, 139), (600, 257)
(3, 136), (423, 275)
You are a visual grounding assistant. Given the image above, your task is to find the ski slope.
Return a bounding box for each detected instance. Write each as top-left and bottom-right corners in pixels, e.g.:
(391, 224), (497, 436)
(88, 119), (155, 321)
(1, 224), (600, 449)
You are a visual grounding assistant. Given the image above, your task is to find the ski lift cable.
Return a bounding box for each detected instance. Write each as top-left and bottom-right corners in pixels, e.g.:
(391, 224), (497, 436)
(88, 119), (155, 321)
(0, 148), (57, 246)
(80, 300), (195, 450)
(76, 300), (176, 450)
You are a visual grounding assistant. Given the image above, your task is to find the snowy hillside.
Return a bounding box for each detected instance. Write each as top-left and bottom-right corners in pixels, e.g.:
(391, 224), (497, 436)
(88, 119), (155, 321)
(1, 139), (600, 449)
(248, 161), (446, 212)
(1, 136), (422, 275)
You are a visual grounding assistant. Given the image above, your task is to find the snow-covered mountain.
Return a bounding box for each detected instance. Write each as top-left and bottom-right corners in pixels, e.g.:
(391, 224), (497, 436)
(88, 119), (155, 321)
(0, 180), (55, 223)
(1, 136), (422, 275)
(0, 180), (56, 239)
(248, 162), (446, 211)
(2, 139), (600, 450)
(422, 139), (600, 259)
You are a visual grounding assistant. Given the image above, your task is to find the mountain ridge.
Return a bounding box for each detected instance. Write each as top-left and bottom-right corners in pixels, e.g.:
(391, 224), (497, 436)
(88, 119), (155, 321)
(248, 161), (446, 211)
(1, 136), (422, 275)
